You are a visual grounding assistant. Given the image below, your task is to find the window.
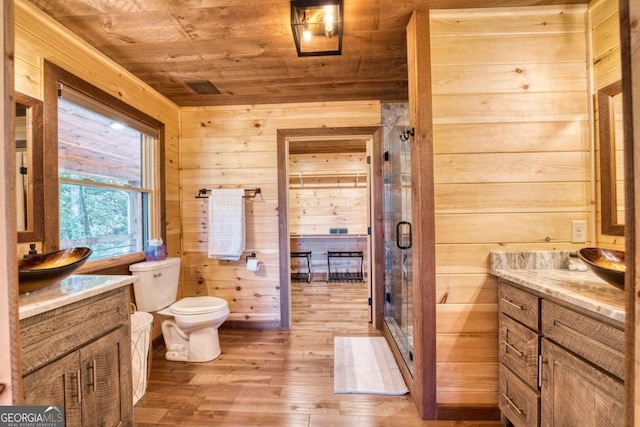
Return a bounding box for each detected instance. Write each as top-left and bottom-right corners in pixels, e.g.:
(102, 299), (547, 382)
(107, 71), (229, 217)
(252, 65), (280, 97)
(45, 62), (165, 262)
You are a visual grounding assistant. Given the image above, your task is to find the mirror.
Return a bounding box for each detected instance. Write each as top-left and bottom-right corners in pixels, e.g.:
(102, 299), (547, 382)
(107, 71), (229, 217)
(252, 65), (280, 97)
(15, 91), (44, 242)
(597, 80), (624, 236)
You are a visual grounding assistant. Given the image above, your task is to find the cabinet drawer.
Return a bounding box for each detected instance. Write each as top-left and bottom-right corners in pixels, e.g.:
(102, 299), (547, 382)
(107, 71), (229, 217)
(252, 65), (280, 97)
(499, 281), (540, 331)
(499, 364), (540, 427)
(21, 288), (129, 375)
(541, 300), (624, 380)
(499, 314), (539, 389)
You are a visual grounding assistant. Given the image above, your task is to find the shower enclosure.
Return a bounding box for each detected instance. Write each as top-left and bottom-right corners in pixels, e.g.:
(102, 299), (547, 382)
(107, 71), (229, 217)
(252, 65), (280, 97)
(382, 103), (413, 374)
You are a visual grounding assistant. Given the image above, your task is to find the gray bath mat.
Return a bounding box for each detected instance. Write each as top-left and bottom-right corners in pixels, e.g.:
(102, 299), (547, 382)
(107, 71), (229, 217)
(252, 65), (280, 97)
(334, 336), (409, 395)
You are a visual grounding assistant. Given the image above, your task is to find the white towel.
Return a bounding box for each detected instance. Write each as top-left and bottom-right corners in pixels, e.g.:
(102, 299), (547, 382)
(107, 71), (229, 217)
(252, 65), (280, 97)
(207, 189), (245, 260)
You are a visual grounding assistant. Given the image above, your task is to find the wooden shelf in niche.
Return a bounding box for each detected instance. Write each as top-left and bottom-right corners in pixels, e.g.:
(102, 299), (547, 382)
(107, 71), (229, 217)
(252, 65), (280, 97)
(289, 172), (367, 188)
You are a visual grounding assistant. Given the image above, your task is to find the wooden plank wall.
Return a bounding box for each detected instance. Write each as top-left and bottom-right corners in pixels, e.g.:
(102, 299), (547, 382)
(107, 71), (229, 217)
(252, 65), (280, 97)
(288, 151), (369, 276)
(13, 0), (181, 340)
(591, 0), (625, 249)
(288, 152), (368, 235)
(180, 102), (380, 324)
(429, 5), (590, 406)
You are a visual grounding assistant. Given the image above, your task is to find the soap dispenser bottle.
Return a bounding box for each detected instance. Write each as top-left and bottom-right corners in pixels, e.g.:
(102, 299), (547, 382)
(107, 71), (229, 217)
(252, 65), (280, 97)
(24, 243), (38, 259)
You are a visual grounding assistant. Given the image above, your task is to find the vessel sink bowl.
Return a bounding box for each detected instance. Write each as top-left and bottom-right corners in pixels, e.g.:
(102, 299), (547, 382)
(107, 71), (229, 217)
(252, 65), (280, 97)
(577, 247), (625, 290)
(19, 247), (92, 293)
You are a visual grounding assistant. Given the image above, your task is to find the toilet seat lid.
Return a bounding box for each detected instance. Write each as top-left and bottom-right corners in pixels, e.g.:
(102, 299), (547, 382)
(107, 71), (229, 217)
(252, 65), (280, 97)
(170, 296), (228, 315)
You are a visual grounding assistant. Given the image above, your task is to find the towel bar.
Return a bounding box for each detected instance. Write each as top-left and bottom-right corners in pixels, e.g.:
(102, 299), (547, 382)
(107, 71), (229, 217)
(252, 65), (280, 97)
(196, 188), (261, 199)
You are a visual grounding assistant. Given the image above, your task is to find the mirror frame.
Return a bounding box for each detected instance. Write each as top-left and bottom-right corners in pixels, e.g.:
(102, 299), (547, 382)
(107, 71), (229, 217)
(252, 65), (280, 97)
(597, 80), (624, 236)
(15, 91), (44, 243)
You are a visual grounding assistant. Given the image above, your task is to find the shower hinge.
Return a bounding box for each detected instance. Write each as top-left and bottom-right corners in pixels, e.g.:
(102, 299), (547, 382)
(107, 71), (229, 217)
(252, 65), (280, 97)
(384, 151), (389, 161)
(367, 226), (371, 235)
(367, 155), (371, 164)
(368, 297), (372, 306)
(409, 351), (414, 361)
(385, 293), (391, 303)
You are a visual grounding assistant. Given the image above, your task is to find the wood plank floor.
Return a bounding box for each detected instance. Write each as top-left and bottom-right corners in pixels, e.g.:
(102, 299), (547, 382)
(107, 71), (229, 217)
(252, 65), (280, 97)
(134, 279), (504, 426)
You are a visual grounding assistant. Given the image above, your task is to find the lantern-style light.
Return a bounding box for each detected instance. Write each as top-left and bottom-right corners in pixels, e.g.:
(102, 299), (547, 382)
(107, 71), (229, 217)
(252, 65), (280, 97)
(291, 0), (343, 57)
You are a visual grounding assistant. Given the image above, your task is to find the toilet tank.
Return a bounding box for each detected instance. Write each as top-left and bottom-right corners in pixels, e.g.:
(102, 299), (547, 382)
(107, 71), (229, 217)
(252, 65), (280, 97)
(129, 257), (181, 312)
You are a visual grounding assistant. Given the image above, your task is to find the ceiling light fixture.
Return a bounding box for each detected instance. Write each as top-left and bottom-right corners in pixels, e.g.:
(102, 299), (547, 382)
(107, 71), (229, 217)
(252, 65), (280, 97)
(291, 0), (343, 57)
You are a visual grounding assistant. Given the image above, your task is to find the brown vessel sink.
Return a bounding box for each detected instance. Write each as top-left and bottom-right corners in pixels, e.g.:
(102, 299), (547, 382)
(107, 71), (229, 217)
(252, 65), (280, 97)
(577, 247), (625, 290)
(19, 247), (92, 293)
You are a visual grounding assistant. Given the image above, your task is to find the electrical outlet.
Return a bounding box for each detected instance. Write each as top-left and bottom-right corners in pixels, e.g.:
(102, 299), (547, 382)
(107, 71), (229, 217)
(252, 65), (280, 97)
(571, 220), (587, 243)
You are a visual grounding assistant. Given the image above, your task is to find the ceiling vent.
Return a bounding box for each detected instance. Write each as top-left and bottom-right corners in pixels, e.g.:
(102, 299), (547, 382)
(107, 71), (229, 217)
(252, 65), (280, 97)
(185, 80), (221, 95)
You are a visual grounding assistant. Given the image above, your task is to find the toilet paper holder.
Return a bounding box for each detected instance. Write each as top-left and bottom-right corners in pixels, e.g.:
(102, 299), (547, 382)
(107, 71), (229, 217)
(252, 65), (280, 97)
(245, 252), (261, 272)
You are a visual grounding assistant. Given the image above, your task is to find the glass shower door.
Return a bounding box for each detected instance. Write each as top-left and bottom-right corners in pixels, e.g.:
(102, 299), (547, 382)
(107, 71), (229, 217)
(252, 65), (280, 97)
(382, 103), (413, 374)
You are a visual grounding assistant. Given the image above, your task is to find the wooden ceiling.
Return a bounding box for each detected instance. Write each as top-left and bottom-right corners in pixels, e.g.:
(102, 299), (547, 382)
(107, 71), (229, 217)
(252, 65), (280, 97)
(23, 0), (416, 107)
(23, 0), (584, 107)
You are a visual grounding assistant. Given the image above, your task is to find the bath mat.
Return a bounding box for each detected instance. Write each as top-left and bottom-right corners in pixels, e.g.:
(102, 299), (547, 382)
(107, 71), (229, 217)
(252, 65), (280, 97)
(334, 336), (409, 395)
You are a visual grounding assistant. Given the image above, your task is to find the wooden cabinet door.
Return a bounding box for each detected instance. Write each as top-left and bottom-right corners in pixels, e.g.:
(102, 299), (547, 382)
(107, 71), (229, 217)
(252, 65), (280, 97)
(80, 326), (133, 427)
(22, 351), (82, 427)
(541, 339), (623, 427)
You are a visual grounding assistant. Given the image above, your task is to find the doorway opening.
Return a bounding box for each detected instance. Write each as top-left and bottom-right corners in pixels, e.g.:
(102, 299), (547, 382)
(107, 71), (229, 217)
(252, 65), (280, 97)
(277, 127), (383, 329)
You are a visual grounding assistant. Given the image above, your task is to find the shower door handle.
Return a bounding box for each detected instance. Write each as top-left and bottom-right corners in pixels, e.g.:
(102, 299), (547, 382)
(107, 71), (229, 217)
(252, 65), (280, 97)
(396, 221), (412, 249)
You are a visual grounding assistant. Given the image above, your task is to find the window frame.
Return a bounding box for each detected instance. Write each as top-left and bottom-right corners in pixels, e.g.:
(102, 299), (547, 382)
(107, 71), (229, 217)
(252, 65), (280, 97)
(44, 61), (166, 270)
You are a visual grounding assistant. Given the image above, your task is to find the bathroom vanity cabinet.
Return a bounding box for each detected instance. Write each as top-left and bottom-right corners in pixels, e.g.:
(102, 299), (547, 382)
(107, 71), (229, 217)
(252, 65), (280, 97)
(19, 278), (134, 427)
(498, 279), (624, 427)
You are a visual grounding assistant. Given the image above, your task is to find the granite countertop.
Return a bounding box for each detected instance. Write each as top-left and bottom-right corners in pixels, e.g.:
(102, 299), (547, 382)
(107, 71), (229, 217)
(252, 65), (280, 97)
(19, 274), (137, 320)
(491, 251), (625, 324)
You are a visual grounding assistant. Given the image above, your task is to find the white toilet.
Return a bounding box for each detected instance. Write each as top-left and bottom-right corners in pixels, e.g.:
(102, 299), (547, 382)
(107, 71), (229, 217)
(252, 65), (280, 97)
(129, 257), (229, 362)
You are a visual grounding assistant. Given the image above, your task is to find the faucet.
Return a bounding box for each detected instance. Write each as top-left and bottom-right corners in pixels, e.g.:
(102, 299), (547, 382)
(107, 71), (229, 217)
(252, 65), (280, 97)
(24, 243), (38, 259)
